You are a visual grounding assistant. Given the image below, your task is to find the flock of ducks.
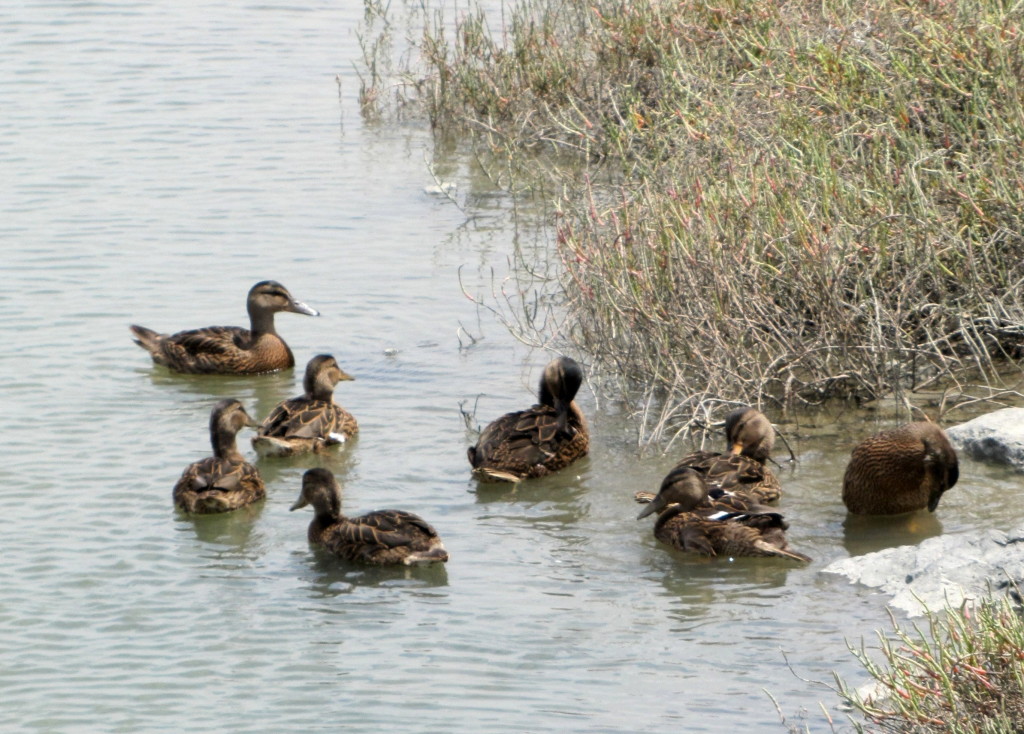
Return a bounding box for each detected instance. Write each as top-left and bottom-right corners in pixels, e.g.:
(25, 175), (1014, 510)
(132, 281), (962, 567)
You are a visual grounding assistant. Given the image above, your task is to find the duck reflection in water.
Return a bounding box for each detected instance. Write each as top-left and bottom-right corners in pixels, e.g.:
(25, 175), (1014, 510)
(841, 511), (944, 557)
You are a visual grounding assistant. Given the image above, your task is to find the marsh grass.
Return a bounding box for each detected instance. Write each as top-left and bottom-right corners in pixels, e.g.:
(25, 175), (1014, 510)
(838, 595), (1024, 732)
(375, 0), (1024, 440)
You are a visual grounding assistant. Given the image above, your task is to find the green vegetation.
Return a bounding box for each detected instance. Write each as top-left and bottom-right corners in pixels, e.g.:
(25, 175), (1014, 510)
(356, 4), (1024, 728)
(837, 594), (1024, 732)
(365, 0), (1024, 439)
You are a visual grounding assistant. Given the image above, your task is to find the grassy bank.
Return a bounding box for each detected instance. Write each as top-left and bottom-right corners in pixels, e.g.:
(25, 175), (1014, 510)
(837, 594), (1024, 732)
(369, 0), (1024, 438)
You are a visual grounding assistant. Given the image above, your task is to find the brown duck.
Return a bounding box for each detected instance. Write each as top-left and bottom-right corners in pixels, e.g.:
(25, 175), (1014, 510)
(130, 280), (319, 374)
(173, 398), (265, 514)
(637, 468), (811, 562)
(252, 354), (358, 457)
(842, 421), (959, 515)
(666, 407), (782, 503)
(290, 468), (449, 566)
(467, 356), (589, 482)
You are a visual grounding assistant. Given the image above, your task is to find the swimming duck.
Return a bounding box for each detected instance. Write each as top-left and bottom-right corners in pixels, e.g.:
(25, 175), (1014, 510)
(467, 356), (589, 482)
(290, 468), (449, 566)
(130, 280), (319, 374)
(637, 468), (811, 562)
(666, 406), (782, 503)
(252, 354), (357, 457)
(173, 398), (265, 514)
(842, 421), (959, 515)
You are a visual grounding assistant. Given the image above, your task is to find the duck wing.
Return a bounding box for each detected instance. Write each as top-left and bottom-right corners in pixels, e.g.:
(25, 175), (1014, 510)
(157, 326), (253, 373)
(472, 405), (568, 466)
(180, 457), (258, 492)
(259, 398), (340, 439)
(324, 510), (441, 562)
(674, 451), (780, 502)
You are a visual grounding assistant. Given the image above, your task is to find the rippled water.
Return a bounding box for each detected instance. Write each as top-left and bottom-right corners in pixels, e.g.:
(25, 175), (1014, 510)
(4, 2), (1023, 732)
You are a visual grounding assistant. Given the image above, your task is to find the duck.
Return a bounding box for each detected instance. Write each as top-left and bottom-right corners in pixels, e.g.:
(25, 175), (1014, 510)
(634, 469), (769, 515)
(842, 421), (959, 515)
(636, 468), (811, 562)
(467, 356), (589, 482)
(290, 468), (449, 566)
(130, 280), (319, 374)
(665, 406), (782, 503)
(252, 354), (357, 457)
(173, 398), (266, 514)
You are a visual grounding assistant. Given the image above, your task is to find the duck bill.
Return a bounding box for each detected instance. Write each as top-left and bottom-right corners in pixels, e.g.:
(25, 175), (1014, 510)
(336, 369), (355, 382)
(289, 496), (309, 511)
(637, 495), (667, 520)
(287, 299), (320, 317)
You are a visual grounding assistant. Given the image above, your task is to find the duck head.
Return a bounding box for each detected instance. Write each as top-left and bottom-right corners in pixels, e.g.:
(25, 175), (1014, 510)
(209, 398), (257, 460)
(538, 356), (584, 410)
(290, 467), (343, 518)
(724, 407), (775, 462)
(246, 280), (319, 333)
(303, 354), (354, 400)
(637, 467), (708, 519)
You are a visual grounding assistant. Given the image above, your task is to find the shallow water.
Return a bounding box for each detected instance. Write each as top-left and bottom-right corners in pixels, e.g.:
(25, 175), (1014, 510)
(4, 2), (1024, 732)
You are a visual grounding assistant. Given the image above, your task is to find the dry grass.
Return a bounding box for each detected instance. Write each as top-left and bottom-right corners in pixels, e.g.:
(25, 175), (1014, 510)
(366, 0), (1024, 441)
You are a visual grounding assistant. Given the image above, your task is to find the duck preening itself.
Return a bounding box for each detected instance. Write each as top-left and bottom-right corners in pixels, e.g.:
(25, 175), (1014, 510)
(468, 356), (589, 482)
(842, 421), (959, 515)
(637, 468), (810, 562)
(662, 407), (782, 504)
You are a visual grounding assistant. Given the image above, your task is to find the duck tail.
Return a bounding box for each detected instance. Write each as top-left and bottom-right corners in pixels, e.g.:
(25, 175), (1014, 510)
(251, 435), (298, 458)
(472, 467), (523, 484)
(129, 324), (161, 351)
(755, 540), (812, 563)
(404, 543), (450, 565)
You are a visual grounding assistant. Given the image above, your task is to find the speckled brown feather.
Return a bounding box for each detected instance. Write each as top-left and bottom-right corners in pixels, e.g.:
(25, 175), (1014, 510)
(652, 508), (809, 561)
(842, 421), (959, 515)
(468, 357), (589, 482)
(173, 399), (265, 514)
(291, 469), (448, 566)
(130, 280), (318, 375)
(669, 450), (782, 503)
(252, 355), (357, 457)
(661, 407), (781, 503)
(320, 510), (447, 565)
(638, 469), (810, 562)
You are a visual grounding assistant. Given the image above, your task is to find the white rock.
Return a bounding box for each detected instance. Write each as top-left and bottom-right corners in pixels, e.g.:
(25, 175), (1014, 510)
(946, 407), (1024, 472)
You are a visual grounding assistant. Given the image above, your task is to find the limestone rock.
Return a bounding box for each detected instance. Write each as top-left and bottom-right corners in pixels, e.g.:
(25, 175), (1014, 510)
(946, 407), (1024, 472)
(822, 524), (1024, 616)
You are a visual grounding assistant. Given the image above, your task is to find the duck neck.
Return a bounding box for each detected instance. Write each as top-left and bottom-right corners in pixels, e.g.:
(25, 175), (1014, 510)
(248, 304), (277, 337)
(309, 509), (343, 542)
(211, 428), (243, 461)
(305, 375), (336, 402)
